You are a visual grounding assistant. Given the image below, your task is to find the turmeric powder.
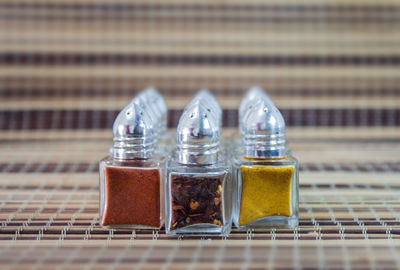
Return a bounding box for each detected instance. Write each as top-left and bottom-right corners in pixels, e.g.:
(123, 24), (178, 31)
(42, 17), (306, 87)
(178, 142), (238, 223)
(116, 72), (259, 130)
(239, 165), (294, 226)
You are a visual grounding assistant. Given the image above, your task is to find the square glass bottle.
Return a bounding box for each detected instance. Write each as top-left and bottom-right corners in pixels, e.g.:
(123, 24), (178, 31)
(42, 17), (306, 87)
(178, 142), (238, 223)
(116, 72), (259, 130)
(232, 153), (299, 228)
(165, 92), (232, 236)
(99, 92), (166, 230)
(165, 157), (231, 235)
(233, 89), (299, 229)
(99, 154), (165, 229)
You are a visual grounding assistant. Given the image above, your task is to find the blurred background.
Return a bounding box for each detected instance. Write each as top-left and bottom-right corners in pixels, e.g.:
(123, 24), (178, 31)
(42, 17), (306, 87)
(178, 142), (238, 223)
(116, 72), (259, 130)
(1, 0), (399, 130)
(1, 1), (400, 269)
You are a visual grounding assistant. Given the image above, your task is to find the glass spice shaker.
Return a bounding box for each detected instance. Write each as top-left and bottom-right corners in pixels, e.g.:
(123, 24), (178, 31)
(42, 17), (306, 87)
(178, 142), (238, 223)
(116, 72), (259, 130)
(165, 99), (232, 236)
(145, 87), (168, 134)
(228, 86), (266, 156)
(193, 89), (229, 156)
(232, 98), (299, 229)
(144, 87), (174, 151)
(99, 97), (166, 229)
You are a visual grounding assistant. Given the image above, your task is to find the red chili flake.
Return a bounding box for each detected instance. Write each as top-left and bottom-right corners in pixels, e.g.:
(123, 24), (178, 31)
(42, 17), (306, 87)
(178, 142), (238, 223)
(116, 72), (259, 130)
(169, 174), (224, 231)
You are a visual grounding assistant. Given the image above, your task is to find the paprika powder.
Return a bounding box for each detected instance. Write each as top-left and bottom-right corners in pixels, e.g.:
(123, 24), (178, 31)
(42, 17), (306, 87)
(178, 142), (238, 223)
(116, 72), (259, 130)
(100, 162), (163, 228)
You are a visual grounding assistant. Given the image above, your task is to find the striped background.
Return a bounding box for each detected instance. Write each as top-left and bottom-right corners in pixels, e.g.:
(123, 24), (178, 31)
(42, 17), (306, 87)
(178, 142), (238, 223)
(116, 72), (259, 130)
(1, 1), (400, 269)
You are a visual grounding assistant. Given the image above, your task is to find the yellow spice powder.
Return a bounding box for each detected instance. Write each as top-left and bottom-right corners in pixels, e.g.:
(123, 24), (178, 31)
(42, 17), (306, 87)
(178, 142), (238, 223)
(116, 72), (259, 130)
(239, 165), (294, 226)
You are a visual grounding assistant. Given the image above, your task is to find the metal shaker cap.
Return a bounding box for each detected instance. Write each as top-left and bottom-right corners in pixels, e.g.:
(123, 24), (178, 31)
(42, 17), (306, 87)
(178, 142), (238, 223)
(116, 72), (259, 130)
(242, 98), (286, 159)
(239, 86), (268, 133)
(176, 102), (220, 165)
(144, 87), (168, 132)
(112, 99), (157, 159)
(137, 90), (163, 135)
(239, 86), (266, 120)
(133, 96), (160, 140)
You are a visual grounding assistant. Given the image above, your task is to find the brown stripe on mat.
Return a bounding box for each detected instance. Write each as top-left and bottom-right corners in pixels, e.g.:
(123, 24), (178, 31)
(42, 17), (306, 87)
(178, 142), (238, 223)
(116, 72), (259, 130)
(2, 53), (400, 66)
(1, 3), (399, 12)
(1, 109), (399, 129)
(2, 78), (400, 94)
(1, 162), (400, 173)
(0, 8), (398, 24)
(2, 88), (400, 98)
(1, 16), (399, 24)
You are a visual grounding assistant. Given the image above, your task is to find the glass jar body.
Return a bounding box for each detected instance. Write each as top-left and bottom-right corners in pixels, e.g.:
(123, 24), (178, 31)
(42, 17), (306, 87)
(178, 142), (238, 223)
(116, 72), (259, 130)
(99, 154), (166, 229)
(165, 158), (232, 236)
(232, 152), (299, 229)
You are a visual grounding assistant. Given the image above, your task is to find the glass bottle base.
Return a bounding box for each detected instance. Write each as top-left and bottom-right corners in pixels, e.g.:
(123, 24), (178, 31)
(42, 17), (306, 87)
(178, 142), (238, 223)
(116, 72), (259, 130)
(235, 215), (298, 229)
(166, 223), (231, 236)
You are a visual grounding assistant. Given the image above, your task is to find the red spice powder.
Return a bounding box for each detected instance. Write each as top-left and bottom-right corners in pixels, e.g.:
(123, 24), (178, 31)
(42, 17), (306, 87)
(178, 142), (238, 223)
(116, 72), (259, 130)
(102, 167), (161, 228)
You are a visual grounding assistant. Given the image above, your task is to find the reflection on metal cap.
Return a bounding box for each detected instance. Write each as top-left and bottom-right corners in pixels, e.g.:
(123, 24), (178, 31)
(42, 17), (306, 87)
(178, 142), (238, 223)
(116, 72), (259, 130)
(185, 98), (219, 128)
(144, 87), (168, 132)
(134, 94), (160, 140)
(239, 86), (270, 133)
(194, 89), (222, 126)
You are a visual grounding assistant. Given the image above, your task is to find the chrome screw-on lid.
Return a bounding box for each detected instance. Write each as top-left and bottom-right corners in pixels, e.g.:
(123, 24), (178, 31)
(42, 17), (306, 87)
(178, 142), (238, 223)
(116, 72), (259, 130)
(112, 99), (157, 159)
(242, 98), (286, 159)
(239, 86), (269, 133)
(176, 102), (220, 165)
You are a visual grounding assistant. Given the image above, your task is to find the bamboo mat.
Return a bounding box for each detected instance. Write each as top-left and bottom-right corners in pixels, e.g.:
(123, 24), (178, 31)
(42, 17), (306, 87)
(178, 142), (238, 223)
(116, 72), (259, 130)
(1, 1), (400, 269)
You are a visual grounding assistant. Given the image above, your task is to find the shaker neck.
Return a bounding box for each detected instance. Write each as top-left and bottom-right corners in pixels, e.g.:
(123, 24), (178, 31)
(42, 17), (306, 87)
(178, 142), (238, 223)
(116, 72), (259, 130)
(176, 142), (219, 165)
(112, 136), (156, 159)
(242, 133), (286, 159)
